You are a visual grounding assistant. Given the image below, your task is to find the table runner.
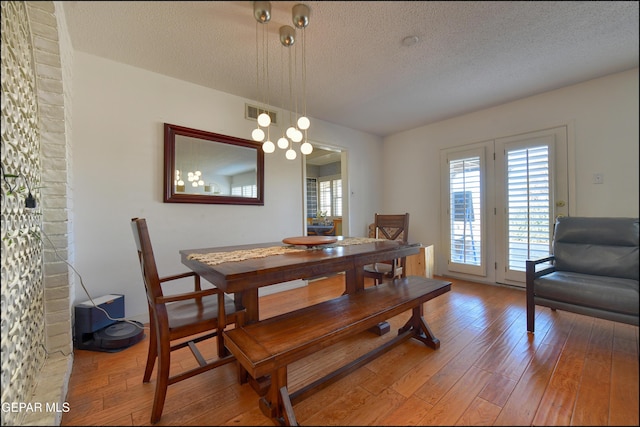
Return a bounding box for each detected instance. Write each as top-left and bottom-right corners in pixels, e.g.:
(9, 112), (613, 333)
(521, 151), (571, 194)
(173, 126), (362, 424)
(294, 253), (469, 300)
(186, 237), (385, 266)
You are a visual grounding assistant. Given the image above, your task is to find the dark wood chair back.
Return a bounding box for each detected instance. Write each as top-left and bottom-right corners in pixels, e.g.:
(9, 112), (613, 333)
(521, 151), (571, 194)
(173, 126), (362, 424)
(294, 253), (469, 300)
(365, 213), (410, 285)
(130, 217), (242, 424)
(131, 217), (180, 307)
(373, 213), (409, 242)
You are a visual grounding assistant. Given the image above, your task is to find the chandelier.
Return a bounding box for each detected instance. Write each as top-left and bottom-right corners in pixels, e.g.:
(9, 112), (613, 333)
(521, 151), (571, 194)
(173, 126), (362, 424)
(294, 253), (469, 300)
(251, 1), (313, 160)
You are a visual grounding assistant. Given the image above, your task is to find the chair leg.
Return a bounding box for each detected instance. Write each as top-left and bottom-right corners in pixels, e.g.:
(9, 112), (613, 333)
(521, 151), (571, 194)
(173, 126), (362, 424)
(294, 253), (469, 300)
(217, 329), (229, 358)
(526, 288), (535, 333)
(150, 331), (171, 424)
(143, 320), (157, 383)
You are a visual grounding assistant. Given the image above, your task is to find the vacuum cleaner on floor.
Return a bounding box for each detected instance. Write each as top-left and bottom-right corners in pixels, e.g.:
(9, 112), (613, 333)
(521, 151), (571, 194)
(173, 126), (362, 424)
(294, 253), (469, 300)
(74, 294), (144, 352)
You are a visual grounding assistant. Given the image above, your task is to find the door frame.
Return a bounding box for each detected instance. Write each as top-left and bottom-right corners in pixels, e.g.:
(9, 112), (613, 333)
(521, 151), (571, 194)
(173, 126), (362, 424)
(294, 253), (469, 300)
(439, 122), (575, 287)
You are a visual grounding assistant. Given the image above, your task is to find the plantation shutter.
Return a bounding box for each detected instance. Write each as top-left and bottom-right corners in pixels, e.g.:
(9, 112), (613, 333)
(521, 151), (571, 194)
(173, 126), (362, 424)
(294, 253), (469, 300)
(506, 145), (551, 271)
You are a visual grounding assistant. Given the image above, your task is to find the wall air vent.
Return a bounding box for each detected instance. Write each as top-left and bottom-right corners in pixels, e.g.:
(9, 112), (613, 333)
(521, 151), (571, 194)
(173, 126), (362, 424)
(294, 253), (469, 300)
(245, 104), (277, 126)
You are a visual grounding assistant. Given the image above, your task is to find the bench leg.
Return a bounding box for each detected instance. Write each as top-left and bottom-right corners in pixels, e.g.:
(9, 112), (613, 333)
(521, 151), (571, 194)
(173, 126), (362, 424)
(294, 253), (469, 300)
(280, 386), (298, 426)
(259, 367), (298, 426)
(399, 304), (440, 349)
(238, 362), (272, 397)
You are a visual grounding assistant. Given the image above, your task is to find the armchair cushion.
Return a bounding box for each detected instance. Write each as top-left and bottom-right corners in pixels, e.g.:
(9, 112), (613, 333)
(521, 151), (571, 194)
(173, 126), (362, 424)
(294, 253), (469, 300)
(534, 271), (639, 317)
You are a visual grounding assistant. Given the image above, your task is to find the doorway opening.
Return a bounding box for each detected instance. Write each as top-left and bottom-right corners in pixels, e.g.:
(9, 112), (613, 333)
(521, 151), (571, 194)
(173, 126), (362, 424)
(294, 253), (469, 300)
(303, 146), (347, 237)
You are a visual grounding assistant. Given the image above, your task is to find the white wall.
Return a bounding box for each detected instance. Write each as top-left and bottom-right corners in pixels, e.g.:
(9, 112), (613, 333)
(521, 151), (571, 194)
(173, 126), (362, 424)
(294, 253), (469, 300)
(382, 68), (639, 277)
(73, 52), (638, 316)
(72, 52), (383, 319)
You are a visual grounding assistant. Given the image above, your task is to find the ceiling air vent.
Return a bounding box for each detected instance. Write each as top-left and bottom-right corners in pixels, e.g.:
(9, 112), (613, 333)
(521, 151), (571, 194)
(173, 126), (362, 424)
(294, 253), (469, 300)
(245, 104), (277, 126)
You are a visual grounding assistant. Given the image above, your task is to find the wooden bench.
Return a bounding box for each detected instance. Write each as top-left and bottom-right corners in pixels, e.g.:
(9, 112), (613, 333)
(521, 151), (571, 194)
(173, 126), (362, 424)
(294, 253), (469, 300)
(223, 276), (451, 425)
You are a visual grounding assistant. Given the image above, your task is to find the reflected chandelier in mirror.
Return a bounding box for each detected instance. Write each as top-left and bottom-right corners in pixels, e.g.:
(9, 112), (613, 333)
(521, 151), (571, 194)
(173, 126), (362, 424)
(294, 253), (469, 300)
(163, 123), (264, 205)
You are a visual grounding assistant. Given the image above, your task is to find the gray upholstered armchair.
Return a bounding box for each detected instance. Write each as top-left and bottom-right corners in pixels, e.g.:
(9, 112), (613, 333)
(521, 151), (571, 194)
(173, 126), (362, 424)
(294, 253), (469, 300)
(526, 216), (639, 333)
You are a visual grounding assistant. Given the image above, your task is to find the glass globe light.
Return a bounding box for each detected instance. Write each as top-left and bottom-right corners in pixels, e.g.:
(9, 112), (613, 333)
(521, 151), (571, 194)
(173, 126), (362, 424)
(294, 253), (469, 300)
(257, 112), (271, 127)
(286, 126), (297, 139)
(277, 137), (289, 149)
(262, 139), (275, 153)
(300, 141), (313, 155)
(192, 181), (198, 187)
(285, 148), (297, 160)
(291, 129), (303, 142)
(195, 170), (201, 176)
(297, 116), (310, 130)
(178, 179), (184, 186)
(252, 128), (265, 141)
(198, 180), (204, 186)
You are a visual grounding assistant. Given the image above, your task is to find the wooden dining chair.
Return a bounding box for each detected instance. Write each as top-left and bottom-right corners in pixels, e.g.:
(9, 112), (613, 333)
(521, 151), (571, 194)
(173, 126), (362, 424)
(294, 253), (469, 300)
(332, 218), (342, 236)
(306, 217), (318, 235)
(364, 213), (410, 285)
(130, 217), (244, 424)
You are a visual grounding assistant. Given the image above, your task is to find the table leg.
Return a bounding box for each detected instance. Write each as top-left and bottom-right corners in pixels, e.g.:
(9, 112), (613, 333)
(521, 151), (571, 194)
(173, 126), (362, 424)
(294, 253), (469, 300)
(239, 289), (260, 323)
(344, 267), (359, 295)
(346, 265), (390, 335)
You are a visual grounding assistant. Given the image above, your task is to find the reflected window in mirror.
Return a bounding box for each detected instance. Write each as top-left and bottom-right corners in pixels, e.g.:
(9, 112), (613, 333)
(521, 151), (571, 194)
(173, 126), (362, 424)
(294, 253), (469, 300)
(163, 123), (264, 205)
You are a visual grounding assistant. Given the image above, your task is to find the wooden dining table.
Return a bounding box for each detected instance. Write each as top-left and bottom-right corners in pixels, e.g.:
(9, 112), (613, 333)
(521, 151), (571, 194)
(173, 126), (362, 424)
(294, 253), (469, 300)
(179, 236), (421, 324)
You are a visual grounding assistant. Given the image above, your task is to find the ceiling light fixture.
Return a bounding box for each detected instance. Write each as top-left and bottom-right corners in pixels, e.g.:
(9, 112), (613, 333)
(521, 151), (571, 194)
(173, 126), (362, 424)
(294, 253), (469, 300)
(251, 1), (313, 160)
(252, 1), (272, 149)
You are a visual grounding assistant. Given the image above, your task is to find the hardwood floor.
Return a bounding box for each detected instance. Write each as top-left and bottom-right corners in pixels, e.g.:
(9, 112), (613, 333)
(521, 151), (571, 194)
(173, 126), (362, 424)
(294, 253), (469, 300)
(61, 275), (639, 426)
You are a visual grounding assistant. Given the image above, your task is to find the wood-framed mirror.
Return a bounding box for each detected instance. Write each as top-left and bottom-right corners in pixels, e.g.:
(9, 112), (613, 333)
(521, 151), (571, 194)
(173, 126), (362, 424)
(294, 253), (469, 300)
(163, 123), (264, 205)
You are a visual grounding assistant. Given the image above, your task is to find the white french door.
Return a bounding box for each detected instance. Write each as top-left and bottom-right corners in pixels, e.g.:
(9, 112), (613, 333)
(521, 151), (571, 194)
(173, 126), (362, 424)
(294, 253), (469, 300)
(442, 146), (487, 277)
(441, 126), (570, 287)
(495, 126), (569, 286)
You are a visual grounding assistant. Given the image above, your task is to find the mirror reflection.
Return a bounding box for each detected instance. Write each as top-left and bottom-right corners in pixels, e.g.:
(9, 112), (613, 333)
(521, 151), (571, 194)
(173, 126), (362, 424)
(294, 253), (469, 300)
(174, 135), (257, 196)
(305, 148), (343, 236)
(164, 124), (264, 205)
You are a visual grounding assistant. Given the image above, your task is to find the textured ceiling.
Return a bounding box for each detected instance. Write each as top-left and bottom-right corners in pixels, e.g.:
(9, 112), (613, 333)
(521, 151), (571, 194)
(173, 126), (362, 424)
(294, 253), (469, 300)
(63, 1), (639, 137)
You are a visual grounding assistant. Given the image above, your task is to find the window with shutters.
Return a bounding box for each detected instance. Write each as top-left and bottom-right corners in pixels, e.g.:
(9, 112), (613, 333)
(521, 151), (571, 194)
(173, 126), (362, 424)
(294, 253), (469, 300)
(444, 147), (486, 276)
(506, 145), (551, 271)
(231, 184), (257, 198)
(450, 157), (481, 265)
(318, 177), (342, 217)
